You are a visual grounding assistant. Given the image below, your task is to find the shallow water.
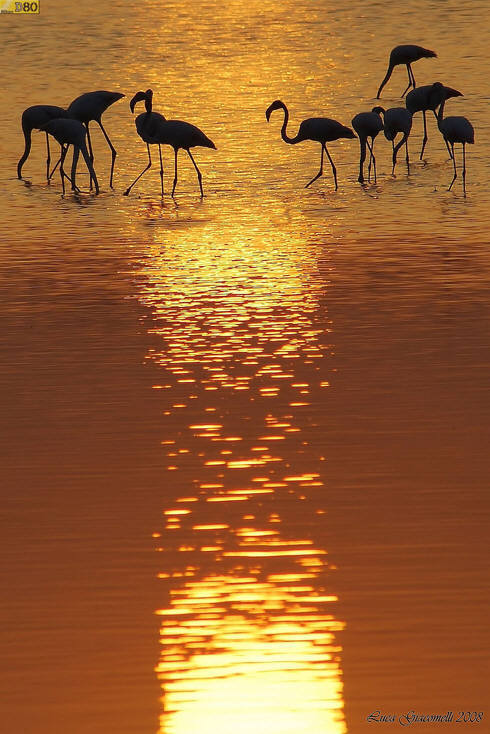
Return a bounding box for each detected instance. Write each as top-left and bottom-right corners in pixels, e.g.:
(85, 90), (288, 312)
(1, 1), (489, 733)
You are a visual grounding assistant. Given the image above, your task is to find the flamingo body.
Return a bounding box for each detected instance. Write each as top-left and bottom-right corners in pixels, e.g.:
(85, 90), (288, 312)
(406, 82), (463, 159)
(125, 89), (216, 198)
(265, 99), (355, 190)
(17, 104), (69, 180)
(67, 90), (125, 187)
(381, 107), (413, 174)
(41, 118), (99, 195)
(351, 107), (384, 183)
(377, 44), (437, 99)
(436, 88), (474, 195)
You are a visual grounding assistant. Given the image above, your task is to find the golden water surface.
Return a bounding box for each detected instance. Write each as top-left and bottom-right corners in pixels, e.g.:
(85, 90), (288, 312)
(0, 2), (489, 734)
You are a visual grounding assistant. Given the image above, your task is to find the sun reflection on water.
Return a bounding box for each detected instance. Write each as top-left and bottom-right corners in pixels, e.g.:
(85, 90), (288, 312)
(138, 212), (345, 732)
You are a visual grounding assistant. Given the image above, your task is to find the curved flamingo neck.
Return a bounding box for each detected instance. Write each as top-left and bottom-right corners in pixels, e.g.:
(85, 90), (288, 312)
(437, 98), (446, 129)
(278, 104), (301, 145)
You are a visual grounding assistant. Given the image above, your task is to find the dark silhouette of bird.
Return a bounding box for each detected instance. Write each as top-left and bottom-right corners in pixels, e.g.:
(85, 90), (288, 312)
(41, 119), (99, 195)
(378, 107), (413, 174)
(17, 105), (69, 181)
(67, 91), (125, 188)
(124, 89), (216, 198)
(265, 99), (355, 190)
(406, 82), (462, 159)
(351, 107), (384, 184)
(376, 44), (437, 99)
(434, 83), (474, 195)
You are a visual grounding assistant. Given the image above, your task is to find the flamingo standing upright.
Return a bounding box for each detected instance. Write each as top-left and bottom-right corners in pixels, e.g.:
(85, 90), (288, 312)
(351, 107), (384, 184)
(376, 44), (437, 99)
(434, 84), (474, 195)
(406, 82), (462, 159)
(379, 107), (413, 174)
(265, 100), (355, 190)
(41, 118), (99, 195)
(67, 90), (125, 188)
(17, 105), (69, 181)
(124, 89), (216, 198)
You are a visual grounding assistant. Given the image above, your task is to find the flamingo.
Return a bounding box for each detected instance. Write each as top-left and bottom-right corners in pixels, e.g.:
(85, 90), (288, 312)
(351, 107), (384, 183)
(435, 84), (474, 195)
(41, 119), (99, 195)
(378, 107), (413, 174)
(66, 90), (125, 188)
(124, 89), (216, 198)
(406, 82), (462, 159)
(265, 100), (355, 190)
(376, 44), (437, 99)
(17, 105), (69, 181)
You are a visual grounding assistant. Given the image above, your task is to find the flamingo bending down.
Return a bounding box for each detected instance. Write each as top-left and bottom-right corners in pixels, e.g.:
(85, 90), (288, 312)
(66, 91), (125, 188)
(376, 44), (437, 99)
(41, 119), (99, 195)
(17, 105), (69, 181)
(406, 83), (462, 159)
(265, 100), (355, 190)
(351, 107), (384, 184)
(435, 84), (474, 195)
(379, 107), (413, 174)
(124, 89), (216, 198)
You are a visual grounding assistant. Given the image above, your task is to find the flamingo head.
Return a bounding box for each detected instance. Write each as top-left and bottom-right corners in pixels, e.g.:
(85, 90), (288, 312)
(266, 100), (285, 121)
(130, 89), (153, 113)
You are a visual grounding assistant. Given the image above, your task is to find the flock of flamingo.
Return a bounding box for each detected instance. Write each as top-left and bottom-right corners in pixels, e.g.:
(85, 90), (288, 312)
(17, 44), (475, 197)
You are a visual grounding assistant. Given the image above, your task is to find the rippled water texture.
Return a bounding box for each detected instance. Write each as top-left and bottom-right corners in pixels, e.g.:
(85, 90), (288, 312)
(1, 2), (489, 733)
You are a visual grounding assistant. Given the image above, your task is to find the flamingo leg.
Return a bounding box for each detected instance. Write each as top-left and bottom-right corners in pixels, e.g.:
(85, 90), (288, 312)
(305, 144), (325, 188)
(462, 143), (467, 196)
(187, 149), (204, 197)
(70, 146), (82, 193)
(366, 139), (376, 183)
(358, 138), (367, 183)
(49, 154), (61, 180)
(80, 142), (100, 195)
(59, 145), (69, 196)
(97, 119), (118, 189)
(391, 139), (396, 175)
(158, 144), (164, 197)
(85, 123), (95, 190)
(45, 133), (51, 183)
(420, 111), (428, 159)
(172, 148), (179, 197)
(405, 139), (410, 173)
(124, 143), (152, 196)
(448, 142), (457, 191)
(323, 145), (338, 191)
(401, 64), (413, 98)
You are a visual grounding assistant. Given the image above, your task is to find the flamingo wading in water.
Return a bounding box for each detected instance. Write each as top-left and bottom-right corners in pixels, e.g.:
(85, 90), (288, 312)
(434, 83), (474, 195)
(67, 90), (125, 188)
(265, 100), (355, 190)
(351, 107), (384, 183)
(376, 44), (437, 99)
(41, 118), (99, 195)
(406, 82), (462, 159)
(17, 105), (69, 181)
(125, 89), (216, 198)
(379, 107), (413, 174)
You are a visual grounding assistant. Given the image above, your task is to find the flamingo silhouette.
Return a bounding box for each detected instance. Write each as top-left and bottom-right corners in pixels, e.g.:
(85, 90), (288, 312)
(17, 105), (69, 181)
(17, 91), (124, 186)
(378, 107), (413, 174)
(434, 84), (474, 195)
(406, 83), (462, 159)
(41, 119), (99, 195)
(265, 100), (355, 190)
(376, 44), (437, 99)
(124, 89), (216, 198)
(66, 91), (125, 188)
(351, 107), (384, 183)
